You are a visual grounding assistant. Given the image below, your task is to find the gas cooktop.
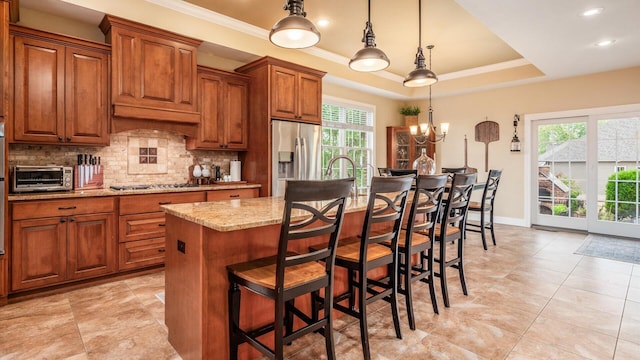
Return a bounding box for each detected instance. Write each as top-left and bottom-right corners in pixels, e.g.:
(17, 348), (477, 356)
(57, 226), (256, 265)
(109, 183), (199, 191)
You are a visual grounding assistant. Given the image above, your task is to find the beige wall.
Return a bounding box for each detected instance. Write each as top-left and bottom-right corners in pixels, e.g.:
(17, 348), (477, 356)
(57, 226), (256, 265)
(405, 66), (640, 223)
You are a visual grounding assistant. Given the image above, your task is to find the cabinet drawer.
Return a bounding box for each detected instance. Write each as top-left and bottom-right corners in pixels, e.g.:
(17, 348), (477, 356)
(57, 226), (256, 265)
(118, 238), (165, 271)
(119, 212), (166, 243)
(206, 188), (258, 201)
(119, 191), (205, 215)
(12, 197), (115, 220)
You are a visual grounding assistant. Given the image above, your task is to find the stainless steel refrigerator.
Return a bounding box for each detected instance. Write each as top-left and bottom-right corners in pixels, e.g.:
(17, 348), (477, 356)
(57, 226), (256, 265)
(271, 120), (322, 197)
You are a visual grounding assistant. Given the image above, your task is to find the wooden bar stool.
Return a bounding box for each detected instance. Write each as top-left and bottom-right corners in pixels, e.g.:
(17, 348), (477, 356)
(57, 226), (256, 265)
(393, 174), (448, 329)
(466, 169), (502, 250)
(315, 175), (413, 360)
(226, 178), (354, 360)
(434, 172), (476, 307)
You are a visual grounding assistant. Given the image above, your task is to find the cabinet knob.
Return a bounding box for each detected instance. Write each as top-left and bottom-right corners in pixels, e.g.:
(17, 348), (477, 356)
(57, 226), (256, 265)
(158, 223), (166, 227)
(69, 217), (75, 222)
(66, 136), (72, 142)
(58, 136), (63, 142)
(60, 218), (66, 223)
(158, 248), (166, 253)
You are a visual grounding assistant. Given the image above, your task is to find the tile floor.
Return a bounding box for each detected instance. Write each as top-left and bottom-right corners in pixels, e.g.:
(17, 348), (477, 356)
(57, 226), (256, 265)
(1, 224), (639, 359)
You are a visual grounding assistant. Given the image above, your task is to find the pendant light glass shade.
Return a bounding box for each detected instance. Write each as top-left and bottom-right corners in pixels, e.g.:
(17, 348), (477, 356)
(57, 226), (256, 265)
(270, 0), (320, 49)
(349, 0), (389, 72)
(403, 0), (438, 87)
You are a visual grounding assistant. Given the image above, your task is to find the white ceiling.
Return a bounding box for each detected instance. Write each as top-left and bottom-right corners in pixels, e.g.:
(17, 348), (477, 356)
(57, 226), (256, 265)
(19, 0), (640, 98)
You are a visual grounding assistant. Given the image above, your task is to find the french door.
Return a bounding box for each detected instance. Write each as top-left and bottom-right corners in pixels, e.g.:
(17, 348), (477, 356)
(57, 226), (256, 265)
(530, 106), (640, 237)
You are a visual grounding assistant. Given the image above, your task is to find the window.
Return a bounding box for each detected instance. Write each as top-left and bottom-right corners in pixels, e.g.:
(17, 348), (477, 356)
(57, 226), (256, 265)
(321, 97), (375, 194)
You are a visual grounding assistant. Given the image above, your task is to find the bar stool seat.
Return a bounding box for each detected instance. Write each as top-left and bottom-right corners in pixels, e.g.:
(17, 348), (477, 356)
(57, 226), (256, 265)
(228, 252), (327, 290)
(335, 237), (392, 263)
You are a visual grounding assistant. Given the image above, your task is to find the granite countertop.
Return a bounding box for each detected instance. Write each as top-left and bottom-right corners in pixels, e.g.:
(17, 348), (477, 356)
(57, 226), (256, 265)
(8, 183), (261, 201)
(162, 195), (372, 232)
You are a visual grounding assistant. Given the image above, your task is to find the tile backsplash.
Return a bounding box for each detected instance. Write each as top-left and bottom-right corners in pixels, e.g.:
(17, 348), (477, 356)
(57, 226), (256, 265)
(9, 129), (238, 187)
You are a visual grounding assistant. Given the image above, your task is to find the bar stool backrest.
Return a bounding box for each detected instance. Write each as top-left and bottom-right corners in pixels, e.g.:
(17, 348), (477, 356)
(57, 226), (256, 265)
(276, 178), (355, 291)
(481, 169), (503, 209)
(360, 175), (414, 259)
(406, 174), (448, 243)
(440, 173), (477, 234)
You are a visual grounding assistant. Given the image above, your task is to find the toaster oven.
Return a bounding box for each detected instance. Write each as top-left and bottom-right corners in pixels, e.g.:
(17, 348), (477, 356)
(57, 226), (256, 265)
(12, 165), (74, 193)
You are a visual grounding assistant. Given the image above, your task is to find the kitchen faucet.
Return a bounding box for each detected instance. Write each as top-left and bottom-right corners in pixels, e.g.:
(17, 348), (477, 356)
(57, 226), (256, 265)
(325, 155), (358, 197)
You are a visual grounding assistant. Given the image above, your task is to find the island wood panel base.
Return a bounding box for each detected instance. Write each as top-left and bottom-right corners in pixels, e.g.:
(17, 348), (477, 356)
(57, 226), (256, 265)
(164, 210), (369, 360)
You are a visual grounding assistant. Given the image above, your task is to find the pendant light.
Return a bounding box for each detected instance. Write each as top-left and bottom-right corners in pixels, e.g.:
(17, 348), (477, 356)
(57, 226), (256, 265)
(270, 0), (320, 49)
(403, 0), (438, 87)
(349, 0), (390, 72)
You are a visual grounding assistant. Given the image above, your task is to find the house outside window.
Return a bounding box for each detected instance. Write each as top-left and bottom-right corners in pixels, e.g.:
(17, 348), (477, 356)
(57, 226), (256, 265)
(321, 97), (375, 194)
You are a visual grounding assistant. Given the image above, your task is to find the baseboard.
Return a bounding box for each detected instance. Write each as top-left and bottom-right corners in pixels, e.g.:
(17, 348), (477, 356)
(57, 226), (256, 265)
(466, 213), (528, 227)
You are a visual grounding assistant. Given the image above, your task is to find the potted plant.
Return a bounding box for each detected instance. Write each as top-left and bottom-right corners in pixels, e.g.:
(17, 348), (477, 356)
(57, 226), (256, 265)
(400, 106), (421, 127)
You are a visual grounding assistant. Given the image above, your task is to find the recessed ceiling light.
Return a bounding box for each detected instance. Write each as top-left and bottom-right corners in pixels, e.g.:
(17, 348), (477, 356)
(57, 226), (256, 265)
(317, 19), (329, 27)
(595, 39), (616, 47)
(581, 7), (604, 17)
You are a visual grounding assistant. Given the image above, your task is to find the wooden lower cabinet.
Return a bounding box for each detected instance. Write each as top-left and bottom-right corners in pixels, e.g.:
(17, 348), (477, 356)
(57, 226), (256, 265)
(118, 237), (165, 271)
(11, 198), (116, 291)
(117, 192), (205, 271)
(66, 213), (115, 280)
(206, 188), (258, 201)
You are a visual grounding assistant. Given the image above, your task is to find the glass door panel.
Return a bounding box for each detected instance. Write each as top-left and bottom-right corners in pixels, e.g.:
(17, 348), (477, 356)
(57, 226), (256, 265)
(532, 118), (588, 230)
(590, 116), (640, 237)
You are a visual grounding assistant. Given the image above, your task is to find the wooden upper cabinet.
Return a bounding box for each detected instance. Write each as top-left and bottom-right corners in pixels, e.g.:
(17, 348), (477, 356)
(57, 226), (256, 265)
(236, 56), (325, 125)
(10, 25), (109, 145)
(100, 15), (202, 124)
(186, 66), (249, 150)
(64, 46), (109, 144)
(270, 65), (323, 124)
(0, 1), (8, 123)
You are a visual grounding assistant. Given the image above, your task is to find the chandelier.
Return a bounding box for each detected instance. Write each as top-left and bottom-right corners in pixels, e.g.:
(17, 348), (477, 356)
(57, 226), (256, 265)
(410, 81), (449, 144)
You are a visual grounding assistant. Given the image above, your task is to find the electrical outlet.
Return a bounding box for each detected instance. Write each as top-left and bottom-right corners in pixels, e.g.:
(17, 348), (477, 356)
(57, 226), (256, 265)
(177, 240), (186, 254)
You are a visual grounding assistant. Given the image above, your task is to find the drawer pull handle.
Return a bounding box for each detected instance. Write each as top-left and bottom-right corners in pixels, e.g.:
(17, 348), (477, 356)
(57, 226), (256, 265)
(158, 201), (172, 205)
(158, 248), (166, 253)
(58, 206), (77, 210)
(158, 223), (166, 227)
(230, 194), (240, 198)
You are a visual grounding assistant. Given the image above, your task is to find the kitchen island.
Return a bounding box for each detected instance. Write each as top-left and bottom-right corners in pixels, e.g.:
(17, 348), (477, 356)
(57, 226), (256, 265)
(162, 195), (372, 360)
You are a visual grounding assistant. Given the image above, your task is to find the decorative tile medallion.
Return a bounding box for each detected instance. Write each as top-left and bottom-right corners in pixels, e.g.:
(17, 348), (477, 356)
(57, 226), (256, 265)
(128, 137), (168, 174)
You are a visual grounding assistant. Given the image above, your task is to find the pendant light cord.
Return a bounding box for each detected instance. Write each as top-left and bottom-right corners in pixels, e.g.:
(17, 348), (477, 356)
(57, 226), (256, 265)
(418, 0), (422, 48)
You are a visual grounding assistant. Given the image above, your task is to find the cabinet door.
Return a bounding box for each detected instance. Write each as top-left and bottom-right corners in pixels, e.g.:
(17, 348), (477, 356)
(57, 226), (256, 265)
(224, 77), (248, 149)
(386, 127), (411, 169)
(12, 35), (65, 143)
(0, 2), (8, 122)
(270, 65), (297, 120)
(64, 46), (109, 145)
(11, 217), (67, 291)
(297, 72), (322, 124)
(67, 213), (116, 280)
(189, 72), (224, 149)
(110, 27), (198, 116)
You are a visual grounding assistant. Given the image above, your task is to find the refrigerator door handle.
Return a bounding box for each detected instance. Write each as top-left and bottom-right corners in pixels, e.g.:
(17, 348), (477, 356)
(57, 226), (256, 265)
(294, 137), (301, 180)
(300, 137), (308, 180)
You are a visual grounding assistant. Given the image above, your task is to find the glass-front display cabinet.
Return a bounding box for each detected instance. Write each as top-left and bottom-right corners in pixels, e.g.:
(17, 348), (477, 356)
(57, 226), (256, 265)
(386, 126), (435, 169)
